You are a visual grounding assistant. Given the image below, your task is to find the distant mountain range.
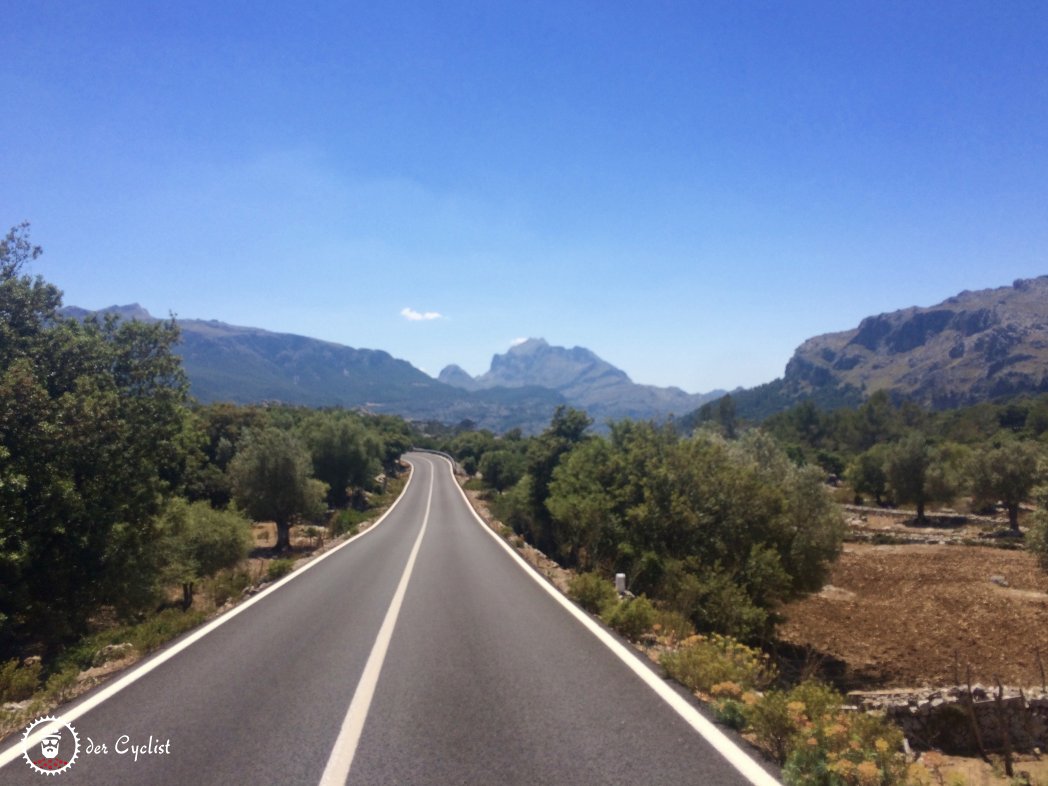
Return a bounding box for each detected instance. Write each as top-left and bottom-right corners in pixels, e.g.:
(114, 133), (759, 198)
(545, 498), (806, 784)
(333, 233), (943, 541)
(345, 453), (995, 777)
(717, 276), (1048, 421)
(64, 275), (1048, 431)
(59, 307), (716, 432)
(439, 339), (723, 422)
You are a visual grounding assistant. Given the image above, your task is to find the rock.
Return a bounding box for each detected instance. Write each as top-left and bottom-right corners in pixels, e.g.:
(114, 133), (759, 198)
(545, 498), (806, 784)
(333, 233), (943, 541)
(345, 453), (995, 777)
(92, 642), (133, 667)
(990, 575), (1010, 587)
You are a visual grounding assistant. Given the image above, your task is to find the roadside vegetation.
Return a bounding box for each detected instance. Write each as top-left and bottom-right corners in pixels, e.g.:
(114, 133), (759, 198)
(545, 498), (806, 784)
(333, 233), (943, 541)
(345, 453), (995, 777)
(445, 391), (1048, 785)
(0, 224), (418, 734)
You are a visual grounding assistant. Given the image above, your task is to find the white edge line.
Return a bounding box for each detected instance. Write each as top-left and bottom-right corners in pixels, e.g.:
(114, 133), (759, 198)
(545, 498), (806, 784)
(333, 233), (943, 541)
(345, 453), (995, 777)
(318, 458), (432, 786)
(439, 456), (782, 786)
(0, 464), (417, 769)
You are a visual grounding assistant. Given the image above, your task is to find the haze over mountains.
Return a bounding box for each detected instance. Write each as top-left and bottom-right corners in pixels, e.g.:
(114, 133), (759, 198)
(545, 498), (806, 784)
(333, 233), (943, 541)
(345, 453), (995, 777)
(63, 275), (1048, 431)
(60, 307), (718, 432)
(439, 339), (723, 422)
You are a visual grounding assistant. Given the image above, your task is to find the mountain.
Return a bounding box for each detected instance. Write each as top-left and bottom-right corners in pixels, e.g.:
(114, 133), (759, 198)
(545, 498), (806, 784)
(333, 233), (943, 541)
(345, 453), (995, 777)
(717, 276), (1048, 421)
(439, 338), (724, 422)
(60, 305), (565, 432)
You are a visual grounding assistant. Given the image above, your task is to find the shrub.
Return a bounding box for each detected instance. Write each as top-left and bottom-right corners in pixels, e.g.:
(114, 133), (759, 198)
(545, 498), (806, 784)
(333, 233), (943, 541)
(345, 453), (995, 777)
(744, 680), (908, 786)
(266, 559), (295, 582)
(568, 572), (618, 615)
(0, 658), (42, 702)
(331, 509), (366, 537)
(203, 567), (253, 606)
(660, 633), (777, 695)
(126, 608), (207, 653)
(651, 608), (696, 645)
(604, 595), (656, 640)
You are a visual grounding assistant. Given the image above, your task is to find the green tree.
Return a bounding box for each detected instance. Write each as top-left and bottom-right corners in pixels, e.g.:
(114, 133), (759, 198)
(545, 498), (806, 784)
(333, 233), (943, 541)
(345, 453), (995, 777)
(298, 411), (382, 508)
(0, 224), (189, 654)
(522, 407), (592, 553)
(1029, 487), (1048, 572)
(969, 441), (1043, 531)
(847, 445), (889, 505)
(229, 427), (327, 551)
(159, 499), (253, 608)
(477, 449), (526, 493)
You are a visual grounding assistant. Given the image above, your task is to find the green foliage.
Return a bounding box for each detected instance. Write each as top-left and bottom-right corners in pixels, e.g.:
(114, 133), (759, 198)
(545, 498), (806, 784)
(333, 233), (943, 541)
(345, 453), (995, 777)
(969, 441), (1044, 530)
(298, 410), (383, 507)
(0, 658), (42, 702)
(545, 423), (843, 640)
(266, 559), (295, 582)
(478, 449), (527, 492)
(567, 572), (618, 615)
(745, 680), (908, 786)
(201, 568), (253, 607)
(158, 499), (253, 606)
(1030, 487), (1048, 572)
(229, 427), (328, 550)
(0, 224), (190, 655)
(603, 595), (656, 639)
(659, 633), (777, 695)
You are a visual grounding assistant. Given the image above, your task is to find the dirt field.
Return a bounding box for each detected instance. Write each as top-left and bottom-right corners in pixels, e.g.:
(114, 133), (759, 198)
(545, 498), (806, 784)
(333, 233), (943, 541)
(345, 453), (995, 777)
(778, 540), (1048, 690)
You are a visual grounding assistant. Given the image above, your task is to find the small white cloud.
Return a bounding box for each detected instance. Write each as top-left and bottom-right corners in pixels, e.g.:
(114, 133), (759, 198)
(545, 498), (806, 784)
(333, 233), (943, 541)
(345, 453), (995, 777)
(510, 337), (528, 346)
(401, 307), (443, 322)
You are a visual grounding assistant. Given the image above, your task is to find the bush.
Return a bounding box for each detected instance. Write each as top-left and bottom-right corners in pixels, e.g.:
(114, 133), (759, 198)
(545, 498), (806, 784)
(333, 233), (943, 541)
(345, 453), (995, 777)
(651, 608), (696, 645)
(1030, 489), (1048, 572)
(203, 567), (253, 606)
(660, 633), (777, 695)
(603, 595), (656, 639)
(0, 658), (42, 702)
(126, 608), (207, 653)
(568, 572), (618, 615)
(331, 508), (366, 537)
(266, 559), (295, 582)
(744, 680), (908, 786)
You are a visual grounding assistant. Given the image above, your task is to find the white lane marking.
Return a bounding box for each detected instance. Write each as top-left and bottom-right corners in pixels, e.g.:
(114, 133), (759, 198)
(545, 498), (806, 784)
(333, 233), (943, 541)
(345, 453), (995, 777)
(319, 459), (433, 786)
(440, 457), (782, 786)
(0, 464), (417, 770)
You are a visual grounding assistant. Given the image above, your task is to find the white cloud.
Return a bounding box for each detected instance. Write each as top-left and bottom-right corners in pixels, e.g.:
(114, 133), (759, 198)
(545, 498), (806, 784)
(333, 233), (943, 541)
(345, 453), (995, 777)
(510, 337), (528, 346)
(401, 307), (443, 322)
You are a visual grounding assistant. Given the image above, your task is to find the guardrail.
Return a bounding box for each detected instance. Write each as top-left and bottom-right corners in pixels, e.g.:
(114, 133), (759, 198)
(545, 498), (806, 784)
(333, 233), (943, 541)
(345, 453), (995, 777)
(409, 447), (466, 476)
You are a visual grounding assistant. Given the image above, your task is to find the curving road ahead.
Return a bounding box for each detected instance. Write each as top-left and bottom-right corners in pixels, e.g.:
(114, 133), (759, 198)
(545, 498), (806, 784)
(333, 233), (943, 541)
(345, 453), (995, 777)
(0, 453), (779, 785)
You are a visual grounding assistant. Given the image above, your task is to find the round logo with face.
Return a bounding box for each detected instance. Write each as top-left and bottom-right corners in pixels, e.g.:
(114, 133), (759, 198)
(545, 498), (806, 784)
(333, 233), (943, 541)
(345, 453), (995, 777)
(21, 716), (79, 775)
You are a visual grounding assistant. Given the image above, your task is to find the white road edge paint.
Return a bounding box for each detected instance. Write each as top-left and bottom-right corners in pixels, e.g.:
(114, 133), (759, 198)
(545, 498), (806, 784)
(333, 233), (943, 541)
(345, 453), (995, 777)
(0, 463), (418, 770)
(319, 459), (433, 786)
(441, 456), (783, 786)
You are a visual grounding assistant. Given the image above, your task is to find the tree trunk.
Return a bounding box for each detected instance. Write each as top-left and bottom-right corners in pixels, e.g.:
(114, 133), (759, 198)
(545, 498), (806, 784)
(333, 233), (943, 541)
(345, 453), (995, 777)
(1008, 503), (1020, 532)
(916, 499), (926, 523)
(181, 582), (194, 611)
(275, 520), (292, 552)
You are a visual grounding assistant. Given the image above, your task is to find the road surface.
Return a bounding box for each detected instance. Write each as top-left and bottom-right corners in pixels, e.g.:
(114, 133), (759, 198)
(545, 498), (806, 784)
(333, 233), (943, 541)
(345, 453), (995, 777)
(0, 453), (779, 785)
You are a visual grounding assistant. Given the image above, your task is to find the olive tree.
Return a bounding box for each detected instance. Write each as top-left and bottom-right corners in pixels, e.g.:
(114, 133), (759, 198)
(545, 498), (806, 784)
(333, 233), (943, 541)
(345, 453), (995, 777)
(229, 427), (327, 551)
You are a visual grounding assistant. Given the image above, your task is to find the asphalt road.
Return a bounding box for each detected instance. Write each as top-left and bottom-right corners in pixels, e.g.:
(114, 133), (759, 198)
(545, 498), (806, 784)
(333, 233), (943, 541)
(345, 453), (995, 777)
(0, 453), (779, 785)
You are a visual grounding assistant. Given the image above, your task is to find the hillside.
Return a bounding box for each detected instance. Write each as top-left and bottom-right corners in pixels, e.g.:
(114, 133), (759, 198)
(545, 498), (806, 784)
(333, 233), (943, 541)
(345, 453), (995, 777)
(440, 338), (723, 422)
(713, 276), (1048, 421)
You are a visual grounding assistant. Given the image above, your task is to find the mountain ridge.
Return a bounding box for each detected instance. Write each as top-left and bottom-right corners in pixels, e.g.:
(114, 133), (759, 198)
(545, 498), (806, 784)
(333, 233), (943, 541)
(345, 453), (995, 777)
(440, 337), (724, 422)
(709, 275), (1048, 421)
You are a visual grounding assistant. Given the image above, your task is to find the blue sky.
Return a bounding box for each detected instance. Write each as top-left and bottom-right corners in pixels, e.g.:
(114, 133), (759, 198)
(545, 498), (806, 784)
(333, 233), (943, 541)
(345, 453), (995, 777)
(3, 2), (1047, 393)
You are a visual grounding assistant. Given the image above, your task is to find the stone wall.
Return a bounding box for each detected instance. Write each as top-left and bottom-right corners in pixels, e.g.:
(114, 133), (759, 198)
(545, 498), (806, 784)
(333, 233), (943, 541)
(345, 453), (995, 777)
(849, 686), (1048, 754)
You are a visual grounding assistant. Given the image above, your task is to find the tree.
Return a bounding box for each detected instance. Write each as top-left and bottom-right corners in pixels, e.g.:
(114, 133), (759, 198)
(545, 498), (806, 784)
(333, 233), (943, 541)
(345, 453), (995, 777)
(477, 449), (526, 493)
(884, 433), (964, 523)
(522, 407), (592, 553)
(298, 411), (382, 508)
(229, 427), (327, 551)
(848, 445), (890, 505)
(0, 224), (190, 654)
(159, 499), (253, 608)
(969, 441), (1043, 531)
